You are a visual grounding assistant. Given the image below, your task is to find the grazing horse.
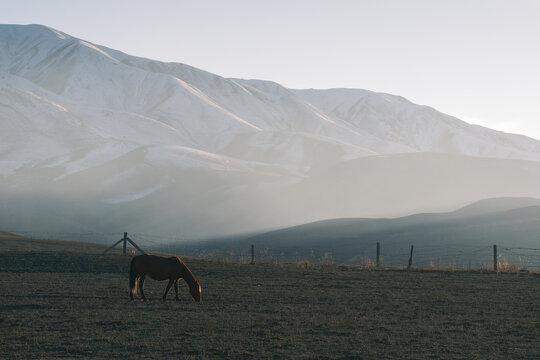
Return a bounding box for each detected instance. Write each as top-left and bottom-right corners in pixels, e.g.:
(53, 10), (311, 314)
(129, 255), (201, 302)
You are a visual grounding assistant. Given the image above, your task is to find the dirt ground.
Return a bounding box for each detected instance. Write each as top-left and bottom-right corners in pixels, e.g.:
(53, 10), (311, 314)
(0, 236), (539, 359)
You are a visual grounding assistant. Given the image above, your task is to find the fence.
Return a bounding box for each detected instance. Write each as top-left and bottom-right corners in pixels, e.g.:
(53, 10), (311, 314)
(128, 234), (540, 271)
(5, 230), (540, 271)
(365, 243), (540, 271)
(171, 241), (540, 271)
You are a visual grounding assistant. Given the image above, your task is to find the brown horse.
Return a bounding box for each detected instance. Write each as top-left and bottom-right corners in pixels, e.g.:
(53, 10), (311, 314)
(129, 255), (201, 302)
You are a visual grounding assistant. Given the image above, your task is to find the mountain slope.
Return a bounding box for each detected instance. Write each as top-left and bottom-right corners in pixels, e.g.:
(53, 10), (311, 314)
(3, 24), (540, 237)
(3, 24), (540, 177)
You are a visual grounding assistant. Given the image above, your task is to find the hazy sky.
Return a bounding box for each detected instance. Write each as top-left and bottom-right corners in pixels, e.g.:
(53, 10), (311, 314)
(2, 0), (540, 139)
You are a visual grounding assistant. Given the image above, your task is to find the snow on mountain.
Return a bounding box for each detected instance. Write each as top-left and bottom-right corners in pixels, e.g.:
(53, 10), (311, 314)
(2, 24), (540, 237)
(293, 88), (540, 160)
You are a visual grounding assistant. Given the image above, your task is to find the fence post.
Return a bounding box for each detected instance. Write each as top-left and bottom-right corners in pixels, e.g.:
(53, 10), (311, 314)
(251, 244), (254, 264)
(408, 245), (414, 270)
(493, 245), (498, 272)
(376, 242), (380, 268)
(122, 232), (127, 255)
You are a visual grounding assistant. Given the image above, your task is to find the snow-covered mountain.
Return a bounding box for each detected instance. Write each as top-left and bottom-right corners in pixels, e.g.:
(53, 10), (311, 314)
(2, 24), (540, 238)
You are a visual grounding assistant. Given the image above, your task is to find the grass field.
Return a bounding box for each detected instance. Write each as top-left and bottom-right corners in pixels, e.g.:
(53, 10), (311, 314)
(1, 232), (539, 359)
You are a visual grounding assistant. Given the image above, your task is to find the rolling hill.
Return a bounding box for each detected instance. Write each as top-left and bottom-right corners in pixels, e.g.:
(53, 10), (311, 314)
(176, 197), (540, 268)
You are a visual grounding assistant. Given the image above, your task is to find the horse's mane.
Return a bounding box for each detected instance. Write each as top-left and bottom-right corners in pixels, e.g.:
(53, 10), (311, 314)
(174, 256), (198, 286)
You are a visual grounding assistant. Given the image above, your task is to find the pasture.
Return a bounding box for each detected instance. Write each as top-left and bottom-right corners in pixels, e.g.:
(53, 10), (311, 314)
(0, 233), (539, 359)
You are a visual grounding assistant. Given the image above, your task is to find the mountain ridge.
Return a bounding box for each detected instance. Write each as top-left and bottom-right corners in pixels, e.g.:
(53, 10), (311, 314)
(3, 24), (540, 168)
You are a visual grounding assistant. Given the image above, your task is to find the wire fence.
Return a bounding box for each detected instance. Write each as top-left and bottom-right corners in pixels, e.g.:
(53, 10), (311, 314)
(5, 229), (540, 271)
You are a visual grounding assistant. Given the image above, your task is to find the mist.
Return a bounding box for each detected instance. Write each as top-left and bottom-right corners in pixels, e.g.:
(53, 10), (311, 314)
(3, 152), (540, 245)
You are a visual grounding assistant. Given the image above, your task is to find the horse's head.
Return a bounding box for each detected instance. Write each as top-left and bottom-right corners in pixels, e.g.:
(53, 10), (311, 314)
(190, 280), (202, 302)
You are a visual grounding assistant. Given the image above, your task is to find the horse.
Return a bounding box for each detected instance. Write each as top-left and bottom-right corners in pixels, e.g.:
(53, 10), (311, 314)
(129, 254), (201, 302)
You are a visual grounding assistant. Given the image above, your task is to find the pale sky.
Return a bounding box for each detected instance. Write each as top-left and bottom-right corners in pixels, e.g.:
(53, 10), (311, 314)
(2, 0), (540, 139)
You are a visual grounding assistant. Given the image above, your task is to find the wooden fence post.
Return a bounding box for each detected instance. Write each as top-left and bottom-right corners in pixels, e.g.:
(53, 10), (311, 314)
(408, 245), (414, 270)
(493, 244), (498, 272)
(376, 242), (380, 268)
(122, 232), (127, 255)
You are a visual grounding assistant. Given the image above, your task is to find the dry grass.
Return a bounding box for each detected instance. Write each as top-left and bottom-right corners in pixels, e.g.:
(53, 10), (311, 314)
(1, 235), (539, 359)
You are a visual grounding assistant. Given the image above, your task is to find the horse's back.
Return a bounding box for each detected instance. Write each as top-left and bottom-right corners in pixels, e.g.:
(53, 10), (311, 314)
(131, 255), (181, 280)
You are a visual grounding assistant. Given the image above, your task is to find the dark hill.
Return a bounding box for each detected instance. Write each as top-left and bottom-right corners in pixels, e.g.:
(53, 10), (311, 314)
(175, 197), (540, 269)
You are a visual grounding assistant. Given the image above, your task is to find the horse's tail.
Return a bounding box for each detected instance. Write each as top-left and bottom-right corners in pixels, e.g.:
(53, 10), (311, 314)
(129, 258), (138, 300)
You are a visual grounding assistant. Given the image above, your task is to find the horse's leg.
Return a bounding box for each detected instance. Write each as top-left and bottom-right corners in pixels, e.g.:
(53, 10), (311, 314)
(130, 276), (138, 300)
(174, 279), (180, 301)
(139, 275), (147, 301)
(163, 279), (174, 301)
